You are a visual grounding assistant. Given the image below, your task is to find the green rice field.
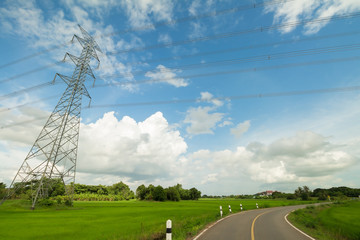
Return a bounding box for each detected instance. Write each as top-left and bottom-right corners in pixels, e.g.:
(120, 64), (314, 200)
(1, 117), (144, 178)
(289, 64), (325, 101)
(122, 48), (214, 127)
(288, 200), (360, 240)
(0, 198), (314, 240)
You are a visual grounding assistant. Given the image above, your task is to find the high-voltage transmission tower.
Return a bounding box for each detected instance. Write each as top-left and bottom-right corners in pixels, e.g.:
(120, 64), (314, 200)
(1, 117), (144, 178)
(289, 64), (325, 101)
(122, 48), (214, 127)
(1, 25), (101, 209)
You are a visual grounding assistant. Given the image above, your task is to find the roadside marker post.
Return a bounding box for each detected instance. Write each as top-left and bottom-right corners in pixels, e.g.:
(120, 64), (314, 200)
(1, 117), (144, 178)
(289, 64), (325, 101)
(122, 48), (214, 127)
(166, 219), (172, 240)
(220, 206), (223, 218)
(240, 203), (243, 211)
(229, 205), (232, 213)
(256, 203), (259, 209)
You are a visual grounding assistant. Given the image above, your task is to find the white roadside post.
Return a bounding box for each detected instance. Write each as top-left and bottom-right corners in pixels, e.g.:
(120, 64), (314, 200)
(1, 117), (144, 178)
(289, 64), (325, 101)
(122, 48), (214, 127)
(229, 205), (232, 213)
(256, 203), (259, 209)
(220, 206), (223, 218)
(240, 203), (243, 211)
(166, 219), (172, 240)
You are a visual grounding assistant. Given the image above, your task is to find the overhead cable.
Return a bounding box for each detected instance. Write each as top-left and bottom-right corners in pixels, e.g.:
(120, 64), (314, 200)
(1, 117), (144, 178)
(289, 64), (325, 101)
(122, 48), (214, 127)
(0, 0), (296, 70)
(2, 85), (359, 129)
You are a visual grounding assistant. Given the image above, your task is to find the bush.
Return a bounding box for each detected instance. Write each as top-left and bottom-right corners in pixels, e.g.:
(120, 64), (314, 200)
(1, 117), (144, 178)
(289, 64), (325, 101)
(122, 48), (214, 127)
(318, 192), (327, 201)
(38, 198), (55, 207)
(55, 196), (62, 204)
(64, 196), (73, 206)
(286, 194), (296, 199)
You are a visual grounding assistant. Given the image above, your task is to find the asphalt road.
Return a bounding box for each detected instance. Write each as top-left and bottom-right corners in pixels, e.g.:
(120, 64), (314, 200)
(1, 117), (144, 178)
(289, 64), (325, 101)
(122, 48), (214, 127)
(195, 205), (314, 240)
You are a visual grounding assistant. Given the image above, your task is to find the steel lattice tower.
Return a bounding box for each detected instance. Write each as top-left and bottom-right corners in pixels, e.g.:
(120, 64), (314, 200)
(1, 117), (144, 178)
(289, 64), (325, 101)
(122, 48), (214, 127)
(1, 25), (101, 209)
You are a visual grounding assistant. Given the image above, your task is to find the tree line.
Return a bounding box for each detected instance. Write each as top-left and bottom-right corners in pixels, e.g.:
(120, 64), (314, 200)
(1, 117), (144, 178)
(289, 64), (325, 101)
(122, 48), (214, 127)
(136, 184), (201, 201)
(0, 181), (201, 202)
(2, 180), (358, 202)
(201, 186), (360, 201)
(267, 186), (360, 201)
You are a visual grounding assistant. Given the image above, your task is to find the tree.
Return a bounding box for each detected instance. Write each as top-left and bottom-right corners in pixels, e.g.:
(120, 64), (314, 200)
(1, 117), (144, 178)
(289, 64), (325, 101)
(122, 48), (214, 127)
(136, 184), (147, 200)
(189, 187), (201, 200)
(153, 186), (166, 202)
(49, 178), (65, 197)
(110, 182), (134, 200)
(295, 186), (311, 200)
(166, 187), (180, 201)
(145, 184), (155, 200)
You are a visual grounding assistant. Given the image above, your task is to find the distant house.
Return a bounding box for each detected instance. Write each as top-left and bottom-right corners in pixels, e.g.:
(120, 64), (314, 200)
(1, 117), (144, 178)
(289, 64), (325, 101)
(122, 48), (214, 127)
(255, 190), (274, 197)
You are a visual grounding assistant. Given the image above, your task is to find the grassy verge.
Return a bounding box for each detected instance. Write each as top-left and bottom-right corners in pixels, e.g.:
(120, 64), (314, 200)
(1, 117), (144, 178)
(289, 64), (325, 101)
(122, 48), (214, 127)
(288, 200), (360, 240)
(0, 198), (316, 240)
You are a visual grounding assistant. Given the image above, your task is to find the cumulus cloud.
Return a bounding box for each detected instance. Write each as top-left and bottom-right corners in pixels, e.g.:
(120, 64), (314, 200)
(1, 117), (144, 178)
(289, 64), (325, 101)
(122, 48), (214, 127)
(184, 106), (224, 135)
(1, 104), (358, 193)
(188, 131), (356, 186)
(184, 92), (228, 136)
(231, 120), (250, 138)
(265, 0), (360, 34)
(145, 65), (188, 87)
(77, 111), (187, 181)
(0, 108), (188, 184)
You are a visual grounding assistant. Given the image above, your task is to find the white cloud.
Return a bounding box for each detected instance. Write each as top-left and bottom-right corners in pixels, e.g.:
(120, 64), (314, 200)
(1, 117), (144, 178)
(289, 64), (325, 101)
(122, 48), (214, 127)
(120, 0), (173, 29)
(77, 111), (187, 181)
(0, 2), (77, 50)
(184, 106), (224, 135)
(188, 0), (215, 16)
(188, 131), (356, 188)
(199, 91), (223, 107)
(0, 0), (139, 91)
(201, 173), (219, 184)
(0, 107), (49, 146)
(145, 65), (188, 87)
(0, 108), (188, 184)
(189, 21), (207, 39)
(265, 0), (360, 34)
(1, 102), (359, 194)
(219, 120), (233, 127)
(184, 92), (228, 136)
(231, 120), (250, 138)
(158, 33), (172, 44)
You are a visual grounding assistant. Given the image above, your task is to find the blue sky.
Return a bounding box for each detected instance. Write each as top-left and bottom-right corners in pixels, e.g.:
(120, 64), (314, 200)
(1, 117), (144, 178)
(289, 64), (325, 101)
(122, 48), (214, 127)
(1, 0), (360, 195)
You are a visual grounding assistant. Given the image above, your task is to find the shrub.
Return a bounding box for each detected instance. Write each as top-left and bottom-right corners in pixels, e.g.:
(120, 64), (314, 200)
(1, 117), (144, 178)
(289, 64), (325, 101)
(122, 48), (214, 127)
(55, 196), (62, 204)
(38, 198), (55, 207)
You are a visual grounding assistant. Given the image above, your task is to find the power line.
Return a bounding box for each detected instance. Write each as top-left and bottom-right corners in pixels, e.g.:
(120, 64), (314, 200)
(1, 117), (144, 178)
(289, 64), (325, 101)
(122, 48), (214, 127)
(0, 44), (70, 70)
(2, 55), (359, 101)
(86, 86), (360, 109)
(93, 56), (360, 88)
(0, 81), (61, 101)
(99, 43), (360, 80)
(2, 29), (359, 86)
(0, 117), (49, 130)
(123, 31), (360, 67)
(2, 85), (359, 130)
(0, 0), (297, 70)
(0, 61), (63, 85)
(107, 12), (360, 55)
(98, 55), (360, 88)
(0, 95), (61, 113)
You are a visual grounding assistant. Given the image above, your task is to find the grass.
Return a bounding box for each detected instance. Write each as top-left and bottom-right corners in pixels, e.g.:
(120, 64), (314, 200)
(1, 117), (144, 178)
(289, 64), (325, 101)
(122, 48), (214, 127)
(288, 200), (360, 240)
(0, 198), (316, 240)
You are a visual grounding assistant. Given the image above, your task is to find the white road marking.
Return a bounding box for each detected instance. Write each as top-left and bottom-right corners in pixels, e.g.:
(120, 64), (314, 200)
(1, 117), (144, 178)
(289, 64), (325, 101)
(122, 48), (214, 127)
(284, 212), (316, 240)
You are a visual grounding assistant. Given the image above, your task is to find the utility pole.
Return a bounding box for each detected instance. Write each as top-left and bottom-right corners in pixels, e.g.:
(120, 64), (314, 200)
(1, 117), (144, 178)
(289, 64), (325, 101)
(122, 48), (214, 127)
(1, 25), (101, 209)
